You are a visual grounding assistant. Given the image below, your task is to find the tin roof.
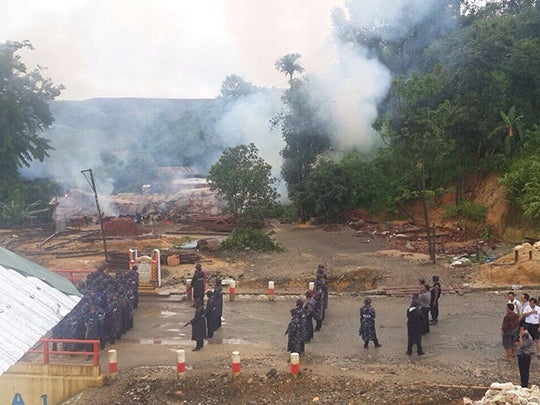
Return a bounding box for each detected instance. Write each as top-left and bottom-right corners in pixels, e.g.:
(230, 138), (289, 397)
(0, 248), (81, 376)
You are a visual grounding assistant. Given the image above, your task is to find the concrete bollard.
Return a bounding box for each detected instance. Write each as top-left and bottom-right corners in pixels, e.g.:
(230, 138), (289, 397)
(290, 352), (299, 377)
(229, 280), (236, 302)
(176, 349), (185, 379)
(108, 349), (118, 382)
(231, 351), (240, 377)
(268, 281), (275, 301)
(308, 281), (314, 291)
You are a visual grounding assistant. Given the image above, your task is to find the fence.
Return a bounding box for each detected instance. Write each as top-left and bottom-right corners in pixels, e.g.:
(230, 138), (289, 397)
(27, 338), (100, 367)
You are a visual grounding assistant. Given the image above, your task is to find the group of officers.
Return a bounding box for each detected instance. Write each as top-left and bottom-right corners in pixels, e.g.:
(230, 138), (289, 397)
(184, 264), (447, 358)
(285, 265), (329, 354)
(358, 274), (442, 355)
(52, 266), (139, 353)
(186, 263), (224, 351)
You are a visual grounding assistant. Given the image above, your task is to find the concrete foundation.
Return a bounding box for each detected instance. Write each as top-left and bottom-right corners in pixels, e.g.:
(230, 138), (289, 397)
(0, 362), (103, 405)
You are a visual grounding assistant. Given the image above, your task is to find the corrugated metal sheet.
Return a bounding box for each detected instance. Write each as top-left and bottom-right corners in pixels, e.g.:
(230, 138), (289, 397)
(0, 250), (81, 376)
(0, 247), (80, 296)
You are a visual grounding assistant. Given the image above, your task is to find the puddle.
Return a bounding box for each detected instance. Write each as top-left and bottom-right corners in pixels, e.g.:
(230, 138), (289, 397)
(209, 338), (250, 345)
(122, 337), (250, 345)
(161, 311), (177, 317)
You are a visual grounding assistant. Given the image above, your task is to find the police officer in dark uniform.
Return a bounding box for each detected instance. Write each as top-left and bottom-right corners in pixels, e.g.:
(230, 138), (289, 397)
(359, 297), (381, 349)
(430, 275), (441, 324)
(286, 308), (304, 354)
(191, 264), (205, 306)
(84, 304), (100, 353)
(407, 297), (425, 355)
(304, 290), (315, 342)
(205, 290), (219, 338)
(187, 300), (207, 351)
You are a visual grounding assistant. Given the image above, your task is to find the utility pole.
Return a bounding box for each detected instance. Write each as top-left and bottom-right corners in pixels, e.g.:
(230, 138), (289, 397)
(81, 169), (108, 262)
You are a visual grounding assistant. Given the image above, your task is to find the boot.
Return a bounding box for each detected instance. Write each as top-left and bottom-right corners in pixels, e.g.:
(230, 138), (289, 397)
(364, 341), (369, 349)
(374, 339), (382, 348)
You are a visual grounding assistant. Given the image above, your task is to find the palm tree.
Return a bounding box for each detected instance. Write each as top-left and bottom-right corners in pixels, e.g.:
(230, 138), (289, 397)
(274, 53), (305, 89)
(488, 106), (524, 157)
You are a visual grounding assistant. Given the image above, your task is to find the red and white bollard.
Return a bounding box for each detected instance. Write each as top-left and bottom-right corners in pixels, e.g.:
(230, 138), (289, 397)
(231, 351), (241, 377)
(290, 352), (299, 378)
(308, 281), (315, 292)
(268, 281), (275, 301)
(128, 249), (137, 269)
(176, 349), (185, 379)
(229, 280), (236, 302)
(108, 349), (118, 382)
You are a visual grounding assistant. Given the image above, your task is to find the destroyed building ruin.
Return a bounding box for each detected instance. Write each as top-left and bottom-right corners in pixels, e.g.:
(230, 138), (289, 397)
(49, 167), (226, 231)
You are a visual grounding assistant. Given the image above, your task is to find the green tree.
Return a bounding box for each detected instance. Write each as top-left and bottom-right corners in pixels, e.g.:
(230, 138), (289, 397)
(207, 143), (278, 227)
(0, 40), (63, 195)
(488, 106), (525, 157)
(274, 53), (305, 89)
(0, 189), (49, 228)
(218, 74), (259, 100)
(301, 160), (354, 222)
(272, 77), (332, 220)
(421, 6), (540, 200)
(374, 68), (457, 262)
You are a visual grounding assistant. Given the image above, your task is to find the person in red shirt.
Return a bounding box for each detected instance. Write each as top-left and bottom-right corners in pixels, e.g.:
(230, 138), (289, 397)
(501, 303), (520, 361)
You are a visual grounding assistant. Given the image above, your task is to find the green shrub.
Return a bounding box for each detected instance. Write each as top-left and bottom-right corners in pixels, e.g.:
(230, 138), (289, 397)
(220, 227), (281, 252)
(269, 204), (298, 223)
(442, 201), (487, 222)
(500, 155), (540, 220)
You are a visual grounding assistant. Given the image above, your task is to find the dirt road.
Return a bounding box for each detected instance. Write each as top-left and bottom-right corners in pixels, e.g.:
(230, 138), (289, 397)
(108, 291), (529, 379)
(13, 220), (530, 403)
(72, 289), (537, 404)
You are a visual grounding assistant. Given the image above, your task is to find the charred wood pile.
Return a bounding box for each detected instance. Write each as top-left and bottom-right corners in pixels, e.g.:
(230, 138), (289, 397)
(160, 250), (202, 266)
(345, 210), (492, 257)
(179, 215), (234, 233)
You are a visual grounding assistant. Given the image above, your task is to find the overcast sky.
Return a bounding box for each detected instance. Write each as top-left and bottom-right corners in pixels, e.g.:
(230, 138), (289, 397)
(1, 0), (344, 100)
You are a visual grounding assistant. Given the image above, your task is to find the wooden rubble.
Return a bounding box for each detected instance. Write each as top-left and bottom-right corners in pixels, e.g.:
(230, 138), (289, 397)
(347, 212), (490, 257)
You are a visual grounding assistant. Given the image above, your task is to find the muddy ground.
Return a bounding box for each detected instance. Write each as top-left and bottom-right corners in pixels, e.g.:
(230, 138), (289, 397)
(7, 221), (540, 404)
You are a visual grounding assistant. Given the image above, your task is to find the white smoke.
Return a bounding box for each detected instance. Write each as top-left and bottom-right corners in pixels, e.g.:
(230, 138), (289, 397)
(20, 124), (120, 196)
(307, 42), (391, 149)
(19, 0), (451, 200)
(338, 0), (445, 40)
(215, 89), (286, 197)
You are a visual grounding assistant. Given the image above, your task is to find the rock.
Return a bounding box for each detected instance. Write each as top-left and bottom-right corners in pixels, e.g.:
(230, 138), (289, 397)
(465, 383), (540, 404)
(266, 368), (278, 379)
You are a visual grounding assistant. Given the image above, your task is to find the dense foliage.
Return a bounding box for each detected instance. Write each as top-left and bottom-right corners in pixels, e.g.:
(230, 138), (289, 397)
(0, 41), (63, 226)
(219, 227), (281, 252)
(4, 1), (540, 233)
(297, 1), (540, 228)
(207, 143), (278, 228)
(271, 60), (332, 220)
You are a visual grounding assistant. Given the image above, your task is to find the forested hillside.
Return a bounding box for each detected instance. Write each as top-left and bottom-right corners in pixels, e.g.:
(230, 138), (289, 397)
(1, 1), (540, 243)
